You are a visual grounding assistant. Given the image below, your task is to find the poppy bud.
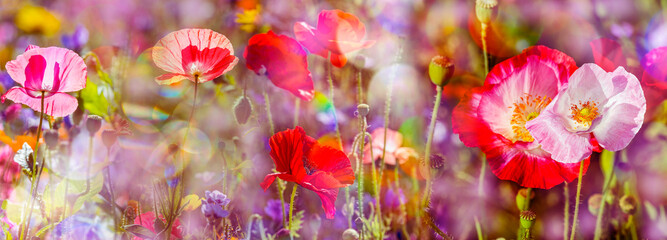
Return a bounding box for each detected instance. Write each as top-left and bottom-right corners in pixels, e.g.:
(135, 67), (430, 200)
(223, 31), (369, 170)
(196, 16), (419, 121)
(233, 96), (253, 125)
(429, 56), (455, 87)
(69, 126), (81, 140)
(217, 140), (225, 150)
(516, 188), (535, 211)
(619, 195), (637, 215)
(43, 129), (59, 149)
(519, 210), (536, 229)
(72, 105), (84, 126)
(588, 193), (603, 216)
(342, 228), (359, 240)
(357, 104), (370, 117)
(475, 0), (498, 24)
(102, 130), (118, 149)
(430, 154), (445, 169)
(86, 115), (103, 136)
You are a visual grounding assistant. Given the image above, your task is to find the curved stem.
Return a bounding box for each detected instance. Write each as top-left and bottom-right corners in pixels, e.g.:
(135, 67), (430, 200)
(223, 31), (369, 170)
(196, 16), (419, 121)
(263, 89), (275, 135)
(105, 150), (118, 240)
(421, 86), (442, 208)
(569, 162), (585, 240)
(288, 184), (298, 240)
(594, 162), (617, 240)
(564, 182), (570, 240)
(327, 57), (343, 150)
(23, 92), (45, 239)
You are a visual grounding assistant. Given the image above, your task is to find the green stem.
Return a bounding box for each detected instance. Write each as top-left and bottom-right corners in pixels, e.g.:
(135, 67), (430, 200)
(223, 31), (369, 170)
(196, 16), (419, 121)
(564, 182), (570, 240)
(570, 162), (585, 240)
(481, 23), (489, 75)
(594, 165), (617, 240)
(288, 184), (298, 239)
(357, 115), (366, 223)
(263, 89), (275, 135)
(279, 179), (287, 228)
(23, 92), (45, 239)
(293, 98), (300, 127)
(421, 86), (442, 208)
(475, 217), (484, 240)
(524, 188), (532, 210)
(327, 57), (343, 150)
(105, 151), (117, 240)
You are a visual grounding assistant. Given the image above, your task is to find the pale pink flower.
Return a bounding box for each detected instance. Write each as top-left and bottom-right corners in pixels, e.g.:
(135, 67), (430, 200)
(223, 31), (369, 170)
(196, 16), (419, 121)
(526, 63), (646, 163)
(152, 28), (238, 85)
(363, 128), (414, 166)
(1, 45), (86, 117)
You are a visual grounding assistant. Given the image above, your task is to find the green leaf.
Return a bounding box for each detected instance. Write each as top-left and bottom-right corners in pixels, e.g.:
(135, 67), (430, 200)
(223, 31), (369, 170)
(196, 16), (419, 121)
(599, 150), (615, 182)
(81, 78), (111, 117)
(43, 173), (105, 218)
(34, 222), (57, 237)
(289, 210), (305, 238)
(123, 224), (156, 239)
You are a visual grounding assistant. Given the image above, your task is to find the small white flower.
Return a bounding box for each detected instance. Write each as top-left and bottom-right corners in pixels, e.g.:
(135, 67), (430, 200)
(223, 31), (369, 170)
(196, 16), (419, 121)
(14, 142), (33, 171)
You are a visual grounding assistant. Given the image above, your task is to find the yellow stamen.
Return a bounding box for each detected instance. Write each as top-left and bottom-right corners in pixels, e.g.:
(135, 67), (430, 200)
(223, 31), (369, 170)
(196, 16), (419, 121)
(570, 100), (599, 128)
(509, 94), (552, 142)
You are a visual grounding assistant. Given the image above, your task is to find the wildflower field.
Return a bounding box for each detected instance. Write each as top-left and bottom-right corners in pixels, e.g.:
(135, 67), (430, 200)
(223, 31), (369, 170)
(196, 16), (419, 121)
(1, 0), (667, 239)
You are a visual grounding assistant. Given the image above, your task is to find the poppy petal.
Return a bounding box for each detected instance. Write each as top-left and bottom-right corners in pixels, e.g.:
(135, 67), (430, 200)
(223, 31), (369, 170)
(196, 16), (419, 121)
(2, 88), (77, 117)
(590, 38), (626, 72)
(294, 22), (329, 58)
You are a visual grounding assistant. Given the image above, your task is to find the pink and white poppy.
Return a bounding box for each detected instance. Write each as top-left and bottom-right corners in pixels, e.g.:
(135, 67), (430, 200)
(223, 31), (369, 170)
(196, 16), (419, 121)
(1, 45), (86, 117)
(363, 128), (414, 166)
(526, 63), (646, 163)
(152, 28), (239, 85)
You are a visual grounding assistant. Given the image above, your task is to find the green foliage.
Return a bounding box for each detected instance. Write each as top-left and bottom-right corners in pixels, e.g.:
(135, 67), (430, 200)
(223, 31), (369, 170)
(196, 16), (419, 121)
(42, 173), (105, 219)
(81, 78), (111, 117)
(290, 210), (305, 238)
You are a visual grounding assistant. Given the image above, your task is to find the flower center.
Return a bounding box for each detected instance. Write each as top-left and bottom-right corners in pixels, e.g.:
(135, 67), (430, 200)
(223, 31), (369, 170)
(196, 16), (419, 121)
(510, 94), (552, 142)
(570, 100), (599, 129)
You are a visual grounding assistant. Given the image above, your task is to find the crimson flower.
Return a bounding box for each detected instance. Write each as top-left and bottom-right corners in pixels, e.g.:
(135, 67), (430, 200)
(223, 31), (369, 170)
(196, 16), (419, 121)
(260, 126), (355, 219)
(132, 211), (182, 240)
(294, 9), (375, 68)
(452, 46), (590, 189)
(152, 28), (238, 85)
(1, 45), (86, 117)
(244, 31), (314, 101)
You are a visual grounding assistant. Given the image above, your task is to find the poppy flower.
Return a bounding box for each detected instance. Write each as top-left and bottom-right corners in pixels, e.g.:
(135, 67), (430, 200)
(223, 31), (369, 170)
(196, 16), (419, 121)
(363, 128), (416, 166)
(244, 31), (314, 101)
(294, 9), (375, 68)
(132, 211), (183, 240)
(452, 46), (589, 189)
(1, 45), (86, 117)
(152, 28), (238, 85)
(260, 126), (355, 219)
(0, 146), (20, 199)
(526, 64), (646, 163)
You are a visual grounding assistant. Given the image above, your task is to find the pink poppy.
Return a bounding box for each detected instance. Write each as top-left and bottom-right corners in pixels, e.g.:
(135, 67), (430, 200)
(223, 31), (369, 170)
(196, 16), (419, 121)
(152, 28), (239, 85)
(244, 31), (314, 101)
(363, 128), (414, 166)
(132, 211), (183, 240)
(0, 146), (20, 199)
(294, 9), (375, 68)
(526, 64), (646, 163)
(452, 46), (589, 189)
(1, 45), (86, 117)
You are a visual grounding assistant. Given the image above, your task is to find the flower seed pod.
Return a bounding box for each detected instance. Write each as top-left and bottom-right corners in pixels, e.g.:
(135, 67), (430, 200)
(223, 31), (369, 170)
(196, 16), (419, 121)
(429, 56), (455, 87)
(101, 130), (118, 149)
(357, 104), (370, 117)
(475, 0), (498, 24)
(516, 188), (535, 211)
(86, 115), (103, 136)
(342, 228), (359, 240)
(619, 195), (637, 215)
(43, 129), (59, 149)
(519, 210), (536, 229)
(233, 96), (253, 125)
(588, 193), (603, 216)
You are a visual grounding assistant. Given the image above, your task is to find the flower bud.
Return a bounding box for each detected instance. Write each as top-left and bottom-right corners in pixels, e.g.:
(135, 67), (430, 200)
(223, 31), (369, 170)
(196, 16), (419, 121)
(357, 104), (370, 117)
(516, 188), (535, 211)
(217, 140), (226, 150)
(588, 193), (603, 216)
(43, 129), (59, 149)
(619, 195), (637, 215)
(68, 126), (81, 140)
(475, 0), (498, 24)
(86, 115), (103, 136)
(102, 130), (118, 149)
(233, 96), (253, 125)
(428, 56), (454, 87)
(430, 154), (445, 169)
(519, 210), (536, 229)
(342, 228), (359, 240)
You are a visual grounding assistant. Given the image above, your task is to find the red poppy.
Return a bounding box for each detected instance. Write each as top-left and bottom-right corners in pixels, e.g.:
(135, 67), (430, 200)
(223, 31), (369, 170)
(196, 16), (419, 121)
(294, 9), (375, 68)
(244, 31), (314, 101)
(260, 126), (355, 219)
(132, 211), (183, 240)
(452, 46), (590, 189)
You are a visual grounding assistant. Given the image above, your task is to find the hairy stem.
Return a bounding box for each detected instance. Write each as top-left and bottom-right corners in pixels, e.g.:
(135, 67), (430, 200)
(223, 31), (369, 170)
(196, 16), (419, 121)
(570, 162), (585, 240)
(421, 86), (442, 208)
(288, 184), (298, 240)
(564, 182), (570, 240)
